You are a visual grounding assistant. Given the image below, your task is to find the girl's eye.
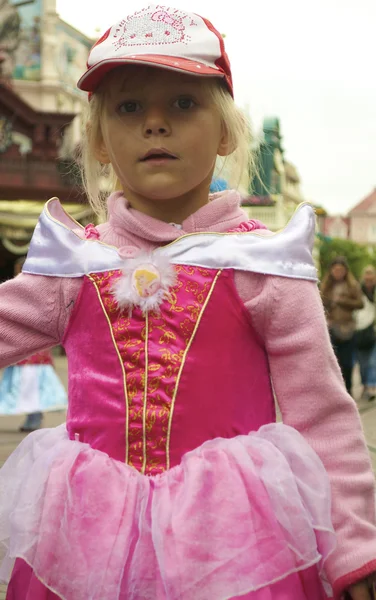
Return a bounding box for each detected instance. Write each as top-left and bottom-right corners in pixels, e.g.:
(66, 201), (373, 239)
(118, 101), (141, 113)
(173, 97), (196, 110)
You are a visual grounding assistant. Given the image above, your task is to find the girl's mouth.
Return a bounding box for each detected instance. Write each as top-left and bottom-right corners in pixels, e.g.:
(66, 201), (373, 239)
(140, 148), (178, 162)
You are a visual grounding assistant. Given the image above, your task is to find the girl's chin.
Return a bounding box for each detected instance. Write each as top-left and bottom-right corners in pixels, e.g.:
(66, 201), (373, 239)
(125, 187), (199, 202)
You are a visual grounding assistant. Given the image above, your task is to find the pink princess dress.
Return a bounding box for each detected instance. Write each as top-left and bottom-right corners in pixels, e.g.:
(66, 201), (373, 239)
(0, 199), (336, 599)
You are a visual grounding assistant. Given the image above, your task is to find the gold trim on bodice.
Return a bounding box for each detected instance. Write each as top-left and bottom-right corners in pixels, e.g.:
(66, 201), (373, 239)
(165, 269), (222, 469)
(89, 266), (221, 474)
(88, 273), (130, 463)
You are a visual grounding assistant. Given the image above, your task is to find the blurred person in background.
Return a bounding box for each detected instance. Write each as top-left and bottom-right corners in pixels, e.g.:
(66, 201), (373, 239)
(354, 265), (376, 401)
(0, 258), (67, 431)
(321, 256), (363, 394)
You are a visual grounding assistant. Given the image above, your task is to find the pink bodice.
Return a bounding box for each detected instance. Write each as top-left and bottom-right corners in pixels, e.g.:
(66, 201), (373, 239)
(63, 266), (275, 474)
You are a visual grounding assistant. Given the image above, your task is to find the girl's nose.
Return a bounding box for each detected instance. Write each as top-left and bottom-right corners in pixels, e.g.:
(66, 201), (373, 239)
(143, 108), (171, 137)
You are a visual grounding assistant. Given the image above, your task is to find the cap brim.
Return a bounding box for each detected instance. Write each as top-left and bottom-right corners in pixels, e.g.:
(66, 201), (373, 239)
(77, 54), (230, 93)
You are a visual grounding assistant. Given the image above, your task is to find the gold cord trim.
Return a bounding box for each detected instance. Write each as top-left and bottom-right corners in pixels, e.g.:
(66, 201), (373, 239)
(165, 269), (222, 470)
(141, 312), (149, 475)
(88, 275), (130, 463)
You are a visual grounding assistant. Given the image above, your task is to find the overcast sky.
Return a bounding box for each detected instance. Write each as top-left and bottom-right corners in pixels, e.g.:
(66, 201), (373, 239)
(56, 0), (376, 215)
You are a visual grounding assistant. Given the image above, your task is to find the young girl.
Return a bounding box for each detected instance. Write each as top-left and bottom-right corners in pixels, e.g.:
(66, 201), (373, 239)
(0, 5), (375, 599)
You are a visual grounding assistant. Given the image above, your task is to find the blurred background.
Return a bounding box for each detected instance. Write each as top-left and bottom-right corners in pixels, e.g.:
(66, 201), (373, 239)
(0, 0), (375, 280)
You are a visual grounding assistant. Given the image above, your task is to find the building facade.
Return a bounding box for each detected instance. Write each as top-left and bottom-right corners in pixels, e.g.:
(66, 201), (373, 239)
(318, 189), (376, 244)
(9, 0), (93, 152)
(319, 215), (350, 240)
(243, 117), (306, 231)
(348, 189), (376, 245)
(0, 0), (93, 280)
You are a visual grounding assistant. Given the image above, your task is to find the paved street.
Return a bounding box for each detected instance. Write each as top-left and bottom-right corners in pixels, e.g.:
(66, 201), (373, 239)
(0, 360), (376, 598)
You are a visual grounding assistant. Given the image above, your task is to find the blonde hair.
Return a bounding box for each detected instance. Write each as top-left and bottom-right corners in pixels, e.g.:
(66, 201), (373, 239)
(79, 73), (255, 217)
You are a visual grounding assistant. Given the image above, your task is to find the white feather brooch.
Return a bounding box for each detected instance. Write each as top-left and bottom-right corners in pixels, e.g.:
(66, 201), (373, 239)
(112, 253), (177, 315)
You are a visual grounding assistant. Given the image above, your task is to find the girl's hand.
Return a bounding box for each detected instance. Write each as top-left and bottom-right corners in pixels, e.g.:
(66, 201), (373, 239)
(348, 579), (375, 599)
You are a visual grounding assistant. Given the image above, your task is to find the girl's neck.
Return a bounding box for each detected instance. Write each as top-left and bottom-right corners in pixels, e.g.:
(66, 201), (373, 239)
(120, 184), (212, 224)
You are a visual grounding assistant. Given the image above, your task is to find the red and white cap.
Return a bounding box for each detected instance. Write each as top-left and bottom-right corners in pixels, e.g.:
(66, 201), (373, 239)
(77, 4), (233, 97)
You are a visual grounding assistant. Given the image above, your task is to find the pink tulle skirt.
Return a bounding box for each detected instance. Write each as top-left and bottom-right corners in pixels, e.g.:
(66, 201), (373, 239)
(0, 423), (336, 600)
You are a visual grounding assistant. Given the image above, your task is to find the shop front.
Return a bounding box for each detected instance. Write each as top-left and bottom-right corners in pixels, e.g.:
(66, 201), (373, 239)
(0, 81), (92, 281)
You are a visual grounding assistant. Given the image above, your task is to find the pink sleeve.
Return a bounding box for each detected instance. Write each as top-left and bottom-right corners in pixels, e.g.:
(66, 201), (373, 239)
(0, 273), (80, 368)
(239, 273), (376, 597)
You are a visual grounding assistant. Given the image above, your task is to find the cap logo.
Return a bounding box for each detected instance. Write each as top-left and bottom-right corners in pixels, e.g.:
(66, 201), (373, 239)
(152, 10), (184, 31)
(112, 5), (198, 50)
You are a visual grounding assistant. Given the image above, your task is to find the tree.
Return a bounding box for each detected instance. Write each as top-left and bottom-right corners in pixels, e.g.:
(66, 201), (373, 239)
(319, 236), (376, 280)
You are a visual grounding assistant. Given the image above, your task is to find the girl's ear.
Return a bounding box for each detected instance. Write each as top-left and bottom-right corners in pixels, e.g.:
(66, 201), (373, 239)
(87, 120), (111, 164)
(93, 137), (111, 165)
(217, 125), (235, 157)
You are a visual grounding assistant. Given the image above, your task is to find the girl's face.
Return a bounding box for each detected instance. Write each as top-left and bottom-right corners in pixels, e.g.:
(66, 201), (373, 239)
(331, 263), (347, 282)
(95, 66), (229, 218)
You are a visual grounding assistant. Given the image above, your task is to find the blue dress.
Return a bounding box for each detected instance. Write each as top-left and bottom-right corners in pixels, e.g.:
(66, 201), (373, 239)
(0, 350), (67, 416)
